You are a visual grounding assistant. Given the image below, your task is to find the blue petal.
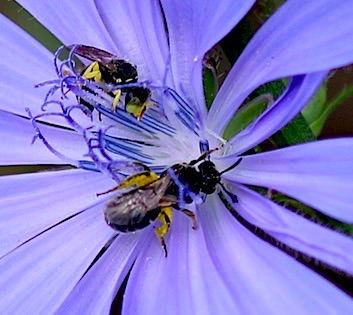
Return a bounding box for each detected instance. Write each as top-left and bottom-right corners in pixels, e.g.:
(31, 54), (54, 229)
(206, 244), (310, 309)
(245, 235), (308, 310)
(17, 0), (117, 52)
(160, 0), (255, 118)
(18, 0), (169, 81)
(0, 110), (87, 165)
(123, 211), (239, 314)
(0, 15), (55, 118)
(225, 184), (353, 275)
(223, 138), (353, 223)
(209, 0), (353, 133)
(0, 16), (89, 128)
(57, 233), (143, 314)
(0, 169), (116, 257)
(237, 0), (353, 81)
(224, 73), (326, 154)
(93, 0), (169, 81)
(200, 195), (353, 314)
(0, 202), (115, 314)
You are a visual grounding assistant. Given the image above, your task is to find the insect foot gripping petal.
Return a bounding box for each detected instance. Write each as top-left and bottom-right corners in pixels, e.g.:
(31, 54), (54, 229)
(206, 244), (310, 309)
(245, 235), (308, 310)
(180, 209), (198, 230)
(155, 206), (173, 257)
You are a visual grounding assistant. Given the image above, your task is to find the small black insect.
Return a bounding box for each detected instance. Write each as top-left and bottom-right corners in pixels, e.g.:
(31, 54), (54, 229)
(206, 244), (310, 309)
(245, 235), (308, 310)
(67, 45), (152, 119)
(98, 149), (242, 256)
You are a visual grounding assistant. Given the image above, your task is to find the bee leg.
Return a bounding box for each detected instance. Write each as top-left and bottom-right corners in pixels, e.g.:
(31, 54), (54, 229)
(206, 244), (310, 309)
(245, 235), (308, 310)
(155, 206), (173, 257)
(137, 105), (147, 121)
(96, 185), (120, 197)
(180, 209), (198, 230)
(82, 61), (102, 81)
(112, 89), (122, 112)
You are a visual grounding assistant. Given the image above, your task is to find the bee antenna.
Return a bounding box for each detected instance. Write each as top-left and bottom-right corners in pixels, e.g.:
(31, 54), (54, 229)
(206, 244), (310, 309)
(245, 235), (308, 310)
(218, 157), (242, 203)
(190, 148), (219, 165)
(220, 157), (242, 175)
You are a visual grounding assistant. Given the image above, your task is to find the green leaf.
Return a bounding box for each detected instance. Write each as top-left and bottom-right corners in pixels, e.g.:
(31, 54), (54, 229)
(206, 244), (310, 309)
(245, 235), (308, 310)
(223, 94), (272, 140)
(309, 85), (353, 136)
(249, 79), (287, 100)
(271, 113), (316, 148)
(301, 83), (327, 130)
(203, 67), (218, 109)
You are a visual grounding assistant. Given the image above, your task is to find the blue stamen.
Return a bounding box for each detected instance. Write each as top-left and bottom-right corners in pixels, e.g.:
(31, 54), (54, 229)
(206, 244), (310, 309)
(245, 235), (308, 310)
(165, 87), (194, 118)
(83, 129), (148, 181)
(108, 80), (199, 133)
(53, 46), (65, 77)
(36, 100), (91, 131)
(175, 111), (199, 136)
(102, 134), (154, 164)
(78, 160), (101, 172)
(96, 106), (158, 134)
(34, 79), (61, 89)
(31, 45), (210, 188)
(199, 140), (210, 153)
(26, 108), (81, 167)
(44, 46), (202, 135)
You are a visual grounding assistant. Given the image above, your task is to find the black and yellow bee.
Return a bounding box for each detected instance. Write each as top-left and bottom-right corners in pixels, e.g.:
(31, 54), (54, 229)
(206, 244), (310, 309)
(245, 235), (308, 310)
(67, 44), (153, 120)
(98, 149), (242, 256)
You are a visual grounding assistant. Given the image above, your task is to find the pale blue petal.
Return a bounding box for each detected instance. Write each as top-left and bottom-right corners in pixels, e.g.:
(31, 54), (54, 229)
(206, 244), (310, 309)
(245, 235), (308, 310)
(123, 211), (239, 314)
(223, 139), (353, 223)
(0, 169), (116, 257)
(0, 15), (56, 117)
(226, 184), (353, 275)
(93, 0), (169, 80)
(57, 233), (143, 315)
(160, 0), (255, 117)
(18, 0), (169, 80)
(0, 110), (87, 165)
(209, 0), (353, 133)
(0, 203), (115, 314)
(200, 196), (353, 314)
(17, 0), (117, 52)
(224, 73), (326, 154)
(0, 16), (88, 127)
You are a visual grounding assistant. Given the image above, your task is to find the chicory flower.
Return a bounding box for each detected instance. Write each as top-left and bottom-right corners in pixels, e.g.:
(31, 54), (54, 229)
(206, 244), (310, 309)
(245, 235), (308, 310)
(1, 0), (353, 314)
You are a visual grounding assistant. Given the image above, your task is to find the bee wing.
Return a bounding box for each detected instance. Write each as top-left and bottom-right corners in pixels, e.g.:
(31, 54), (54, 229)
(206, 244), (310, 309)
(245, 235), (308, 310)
(160, 193), (178, 207)
(67, 44), (118, 64)
(104, 176), (173, 230)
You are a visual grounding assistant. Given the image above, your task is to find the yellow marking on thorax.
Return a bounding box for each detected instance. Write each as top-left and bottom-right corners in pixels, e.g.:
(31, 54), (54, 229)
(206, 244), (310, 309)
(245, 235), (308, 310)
(119, 171), (159, 189)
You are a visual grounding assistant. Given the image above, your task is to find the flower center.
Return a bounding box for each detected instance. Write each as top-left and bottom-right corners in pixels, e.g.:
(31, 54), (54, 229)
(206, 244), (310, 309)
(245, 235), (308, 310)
(29, 45), (210, 181)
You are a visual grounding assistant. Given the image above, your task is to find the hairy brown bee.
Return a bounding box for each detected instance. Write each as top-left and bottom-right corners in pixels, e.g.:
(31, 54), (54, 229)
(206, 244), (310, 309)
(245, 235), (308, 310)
(99, 149), (242, 256)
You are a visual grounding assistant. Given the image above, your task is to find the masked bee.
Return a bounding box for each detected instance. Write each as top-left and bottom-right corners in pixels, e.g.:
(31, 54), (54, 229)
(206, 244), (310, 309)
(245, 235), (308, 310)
(67, 45), (153, 120)
(98, 149), (242, 256)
